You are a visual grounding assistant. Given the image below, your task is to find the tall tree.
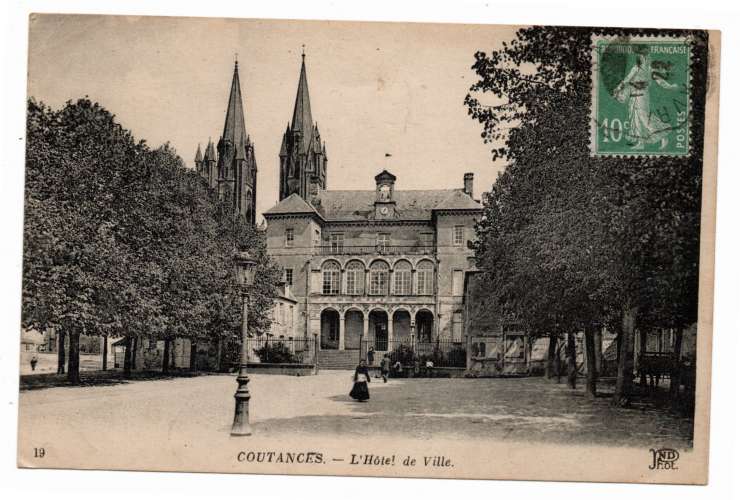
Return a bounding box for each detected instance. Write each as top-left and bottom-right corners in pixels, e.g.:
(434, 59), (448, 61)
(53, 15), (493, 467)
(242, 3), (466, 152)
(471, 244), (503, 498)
(466, 27), (707, 404)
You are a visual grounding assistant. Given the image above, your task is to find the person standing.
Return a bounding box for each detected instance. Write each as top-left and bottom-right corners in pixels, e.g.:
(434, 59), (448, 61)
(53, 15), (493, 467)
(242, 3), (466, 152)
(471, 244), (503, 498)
(30, 354), (38, 372)
(380, 354), (390, 383)
(349, 360), (371, 402)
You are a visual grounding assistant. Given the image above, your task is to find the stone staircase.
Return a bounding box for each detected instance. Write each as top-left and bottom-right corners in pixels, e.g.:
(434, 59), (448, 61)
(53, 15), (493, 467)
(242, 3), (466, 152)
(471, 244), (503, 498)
(318, 349), (361, 370)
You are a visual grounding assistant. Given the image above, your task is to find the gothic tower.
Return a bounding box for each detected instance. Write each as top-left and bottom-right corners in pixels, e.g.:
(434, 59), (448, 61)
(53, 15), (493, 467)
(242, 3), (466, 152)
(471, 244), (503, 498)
(279, 53), (328, 201)
(196, 60), (258, 224)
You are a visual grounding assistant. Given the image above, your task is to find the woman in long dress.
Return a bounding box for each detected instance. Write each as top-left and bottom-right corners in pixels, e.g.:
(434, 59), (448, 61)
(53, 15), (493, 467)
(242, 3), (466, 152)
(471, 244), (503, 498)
(349, 360), (371, 402)
(613, 50), (679, 150)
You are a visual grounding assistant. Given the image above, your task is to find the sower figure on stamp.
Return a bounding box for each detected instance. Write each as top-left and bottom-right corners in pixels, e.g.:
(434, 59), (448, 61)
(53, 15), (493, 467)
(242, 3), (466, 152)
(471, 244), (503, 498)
(613, 45), (680, 150)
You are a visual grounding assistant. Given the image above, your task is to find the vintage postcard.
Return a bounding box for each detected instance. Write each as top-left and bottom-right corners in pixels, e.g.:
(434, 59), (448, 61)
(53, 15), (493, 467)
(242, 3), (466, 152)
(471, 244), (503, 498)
(18, 15), (719, 485)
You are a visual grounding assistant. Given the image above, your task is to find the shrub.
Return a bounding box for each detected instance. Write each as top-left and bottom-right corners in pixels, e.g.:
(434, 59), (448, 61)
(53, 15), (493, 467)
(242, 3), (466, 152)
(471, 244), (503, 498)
(253, 342), (299, 364)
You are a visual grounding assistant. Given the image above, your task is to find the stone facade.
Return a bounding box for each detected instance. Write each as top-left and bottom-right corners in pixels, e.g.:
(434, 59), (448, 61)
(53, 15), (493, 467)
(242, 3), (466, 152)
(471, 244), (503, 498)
(265, 176), (482, 355)
(261, 56), (483, 355)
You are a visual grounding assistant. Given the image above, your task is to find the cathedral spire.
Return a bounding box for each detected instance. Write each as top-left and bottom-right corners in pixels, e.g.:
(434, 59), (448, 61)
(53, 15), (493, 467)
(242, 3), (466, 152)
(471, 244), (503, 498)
(291, 51), (313, 144)
(221, 60), (248, 160)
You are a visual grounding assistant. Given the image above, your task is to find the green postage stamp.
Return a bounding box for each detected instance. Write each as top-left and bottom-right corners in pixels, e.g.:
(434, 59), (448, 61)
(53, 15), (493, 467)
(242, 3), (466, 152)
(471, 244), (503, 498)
(591, 35), (692, 156)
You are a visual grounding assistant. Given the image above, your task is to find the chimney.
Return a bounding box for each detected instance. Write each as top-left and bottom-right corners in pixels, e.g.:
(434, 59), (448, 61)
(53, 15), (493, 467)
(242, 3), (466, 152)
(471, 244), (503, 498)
(463, 172), (474, 197)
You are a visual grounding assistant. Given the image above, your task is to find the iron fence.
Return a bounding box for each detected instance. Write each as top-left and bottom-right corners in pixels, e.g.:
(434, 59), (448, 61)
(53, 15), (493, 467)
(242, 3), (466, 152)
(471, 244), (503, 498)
(360, 339), (466, 368)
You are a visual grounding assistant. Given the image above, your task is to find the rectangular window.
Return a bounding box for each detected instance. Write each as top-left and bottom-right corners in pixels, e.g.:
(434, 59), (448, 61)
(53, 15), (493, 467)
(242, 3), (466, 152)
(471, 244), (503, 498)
(376, 233), (390, 253)
(313, 229), (321, 246)
(285, 228), (294, 247)
(369, 270), (388, 295)
(394, 269), (412, 295)
(322, 268), (340, 295)
(289, 306), (294, 329)
(330, 233), (344, 253)
(417, 267), (434, 295)
(453, 226), (465, 246)
(452, 270), (464, 296)
(346, 267), (364, 295)
(284, 268), (293, 286)
(279, 303), (284, 324)
(420, 232), (434, 250)
(452, 311), (463, 342)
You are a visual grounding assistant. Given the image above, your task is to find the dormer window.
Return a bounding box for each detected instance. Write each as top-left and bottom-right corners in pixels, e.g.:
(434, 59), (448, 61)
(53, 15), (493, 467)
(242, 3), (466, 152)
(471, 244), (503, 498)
(374, 170), (397, 203)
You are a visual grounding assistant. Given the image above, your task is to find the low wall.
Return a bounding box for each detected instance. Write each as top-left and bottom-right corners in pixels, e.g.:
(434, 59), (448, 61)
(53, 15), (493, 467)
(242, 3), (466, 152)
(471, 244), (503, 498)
(466, 357), (530, 377)
(246, 363), (315, 376)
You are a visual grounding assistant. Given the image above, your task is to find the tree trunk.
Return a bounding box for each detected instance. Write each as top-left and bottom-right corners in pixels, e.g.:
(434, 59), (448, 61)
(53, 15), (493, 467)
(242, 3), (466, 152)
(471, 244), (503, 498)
(131, 336), (139, 370)
(57, 329), (66, 375)
(639, 328), (647, 387)
(123, 336), (132, 379)
(613, 307), (637, 406)
(162, 339), (171, 373)
(545, 334), (556, 379)
(67, 329), (81, 384)
(566, 332), (577, 389)
(594, 328), (602, 374)
(670, 329), (684, 398)
(584, 326), (598, 398)
(102, 335), (108, 371)
(189, 339), (197, 372)
(216, 335), (223, 372)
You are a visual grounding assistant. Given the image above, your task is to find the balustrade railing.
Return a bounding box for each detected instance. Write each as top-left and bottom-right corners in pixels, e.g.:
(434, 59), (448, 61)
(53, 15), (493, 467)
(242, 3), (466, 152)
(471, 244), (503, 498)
(317, 245), (435, 256)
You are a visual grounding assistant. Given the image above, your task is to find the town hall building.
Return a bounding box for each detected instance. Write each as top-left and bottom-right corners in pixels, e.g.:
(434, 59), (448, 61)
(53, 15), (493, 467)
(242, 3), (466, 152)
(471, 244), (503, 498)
(261, 55), (483, 367)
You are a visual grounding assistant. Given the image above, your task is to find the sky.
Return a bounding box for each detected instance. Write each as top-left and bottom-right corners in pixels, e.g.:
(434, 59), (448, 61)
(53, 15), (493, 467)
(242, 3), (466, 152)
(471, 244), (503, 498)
(27, 14), (513, 219)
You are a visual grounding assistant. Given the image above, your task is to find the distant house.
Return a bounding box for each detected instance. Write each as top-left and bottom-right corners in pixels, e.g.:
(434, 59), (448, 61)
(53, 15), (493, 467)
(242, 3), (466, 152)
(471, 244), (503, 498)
(20, 329), (45, 352)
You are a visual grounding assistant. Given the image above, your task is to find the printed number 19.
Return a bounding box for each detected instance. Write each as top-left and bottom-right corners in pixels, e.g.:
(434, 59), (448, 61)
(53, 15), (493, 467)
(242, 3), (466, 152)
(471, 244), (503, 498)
(34, 447), (45, 458)
(601, 118), (623, 143)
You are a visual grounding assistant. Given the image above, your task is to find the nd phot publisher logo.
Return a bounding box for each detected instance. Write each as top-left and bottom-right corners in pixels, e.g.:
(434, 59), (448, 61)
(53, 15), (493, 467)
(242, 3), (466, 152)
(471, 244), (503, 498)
(648, 448), (680, 470)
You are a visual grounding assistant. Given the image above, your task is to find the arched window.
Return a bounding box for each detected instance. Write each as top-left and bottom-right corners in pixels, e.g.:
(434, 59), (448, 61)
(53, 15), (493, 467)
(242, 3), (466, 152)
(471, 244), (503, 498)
(417, 260), (434, 295)
(369, 261), (390, 296)
(322, 261), (341, 295)
(346, 260), (365, 295)
(393, 260), (412, 296)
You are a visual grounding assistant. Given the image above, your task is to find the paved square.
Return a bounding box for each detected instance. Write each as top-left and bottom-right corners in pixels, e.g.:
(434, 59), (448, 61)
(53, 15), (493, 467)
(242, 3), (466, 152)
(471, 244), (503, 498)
(19, 371), (693, 452)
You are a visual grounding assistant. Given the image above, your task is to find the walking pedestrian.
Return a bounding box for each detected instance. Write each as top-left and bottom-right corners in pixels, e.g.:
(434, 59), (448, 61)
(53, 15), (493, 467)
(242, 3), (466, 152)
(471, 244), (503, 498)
(380, 354), (390, 383)
(349, 360), (371, 402)
(30, 354), (38, 372)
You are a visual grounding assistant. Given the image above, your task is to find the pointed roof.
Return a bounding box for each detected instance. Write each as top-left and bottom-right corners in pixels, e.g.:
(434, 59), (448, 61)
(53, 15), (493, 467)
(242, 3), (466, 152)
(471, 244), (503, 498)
(194, 144), (203, 162)
(434, 189), (483, 211)
(204, 138), (215, 161)
(279, 133), (288, 156)
(264, 193), (321, 217)
(222, 61), (248, 160)
(291, 54), (314, 148)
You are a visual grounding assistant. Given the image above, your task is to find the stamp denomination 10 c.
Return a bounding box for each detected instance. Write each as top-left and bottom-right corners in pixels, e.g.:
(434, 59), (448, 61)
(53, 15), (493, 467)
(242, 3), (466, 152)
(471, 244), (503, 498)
(591, 35), (692, 157)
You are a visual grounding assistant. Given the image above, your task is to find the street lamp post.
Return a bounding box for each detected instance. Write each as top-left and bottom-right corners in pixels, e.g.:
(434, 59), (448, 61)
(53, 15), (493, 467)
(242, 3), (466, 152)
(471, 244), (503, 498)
(313, 332), (319, 375)
(231, 250), (258, 437)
